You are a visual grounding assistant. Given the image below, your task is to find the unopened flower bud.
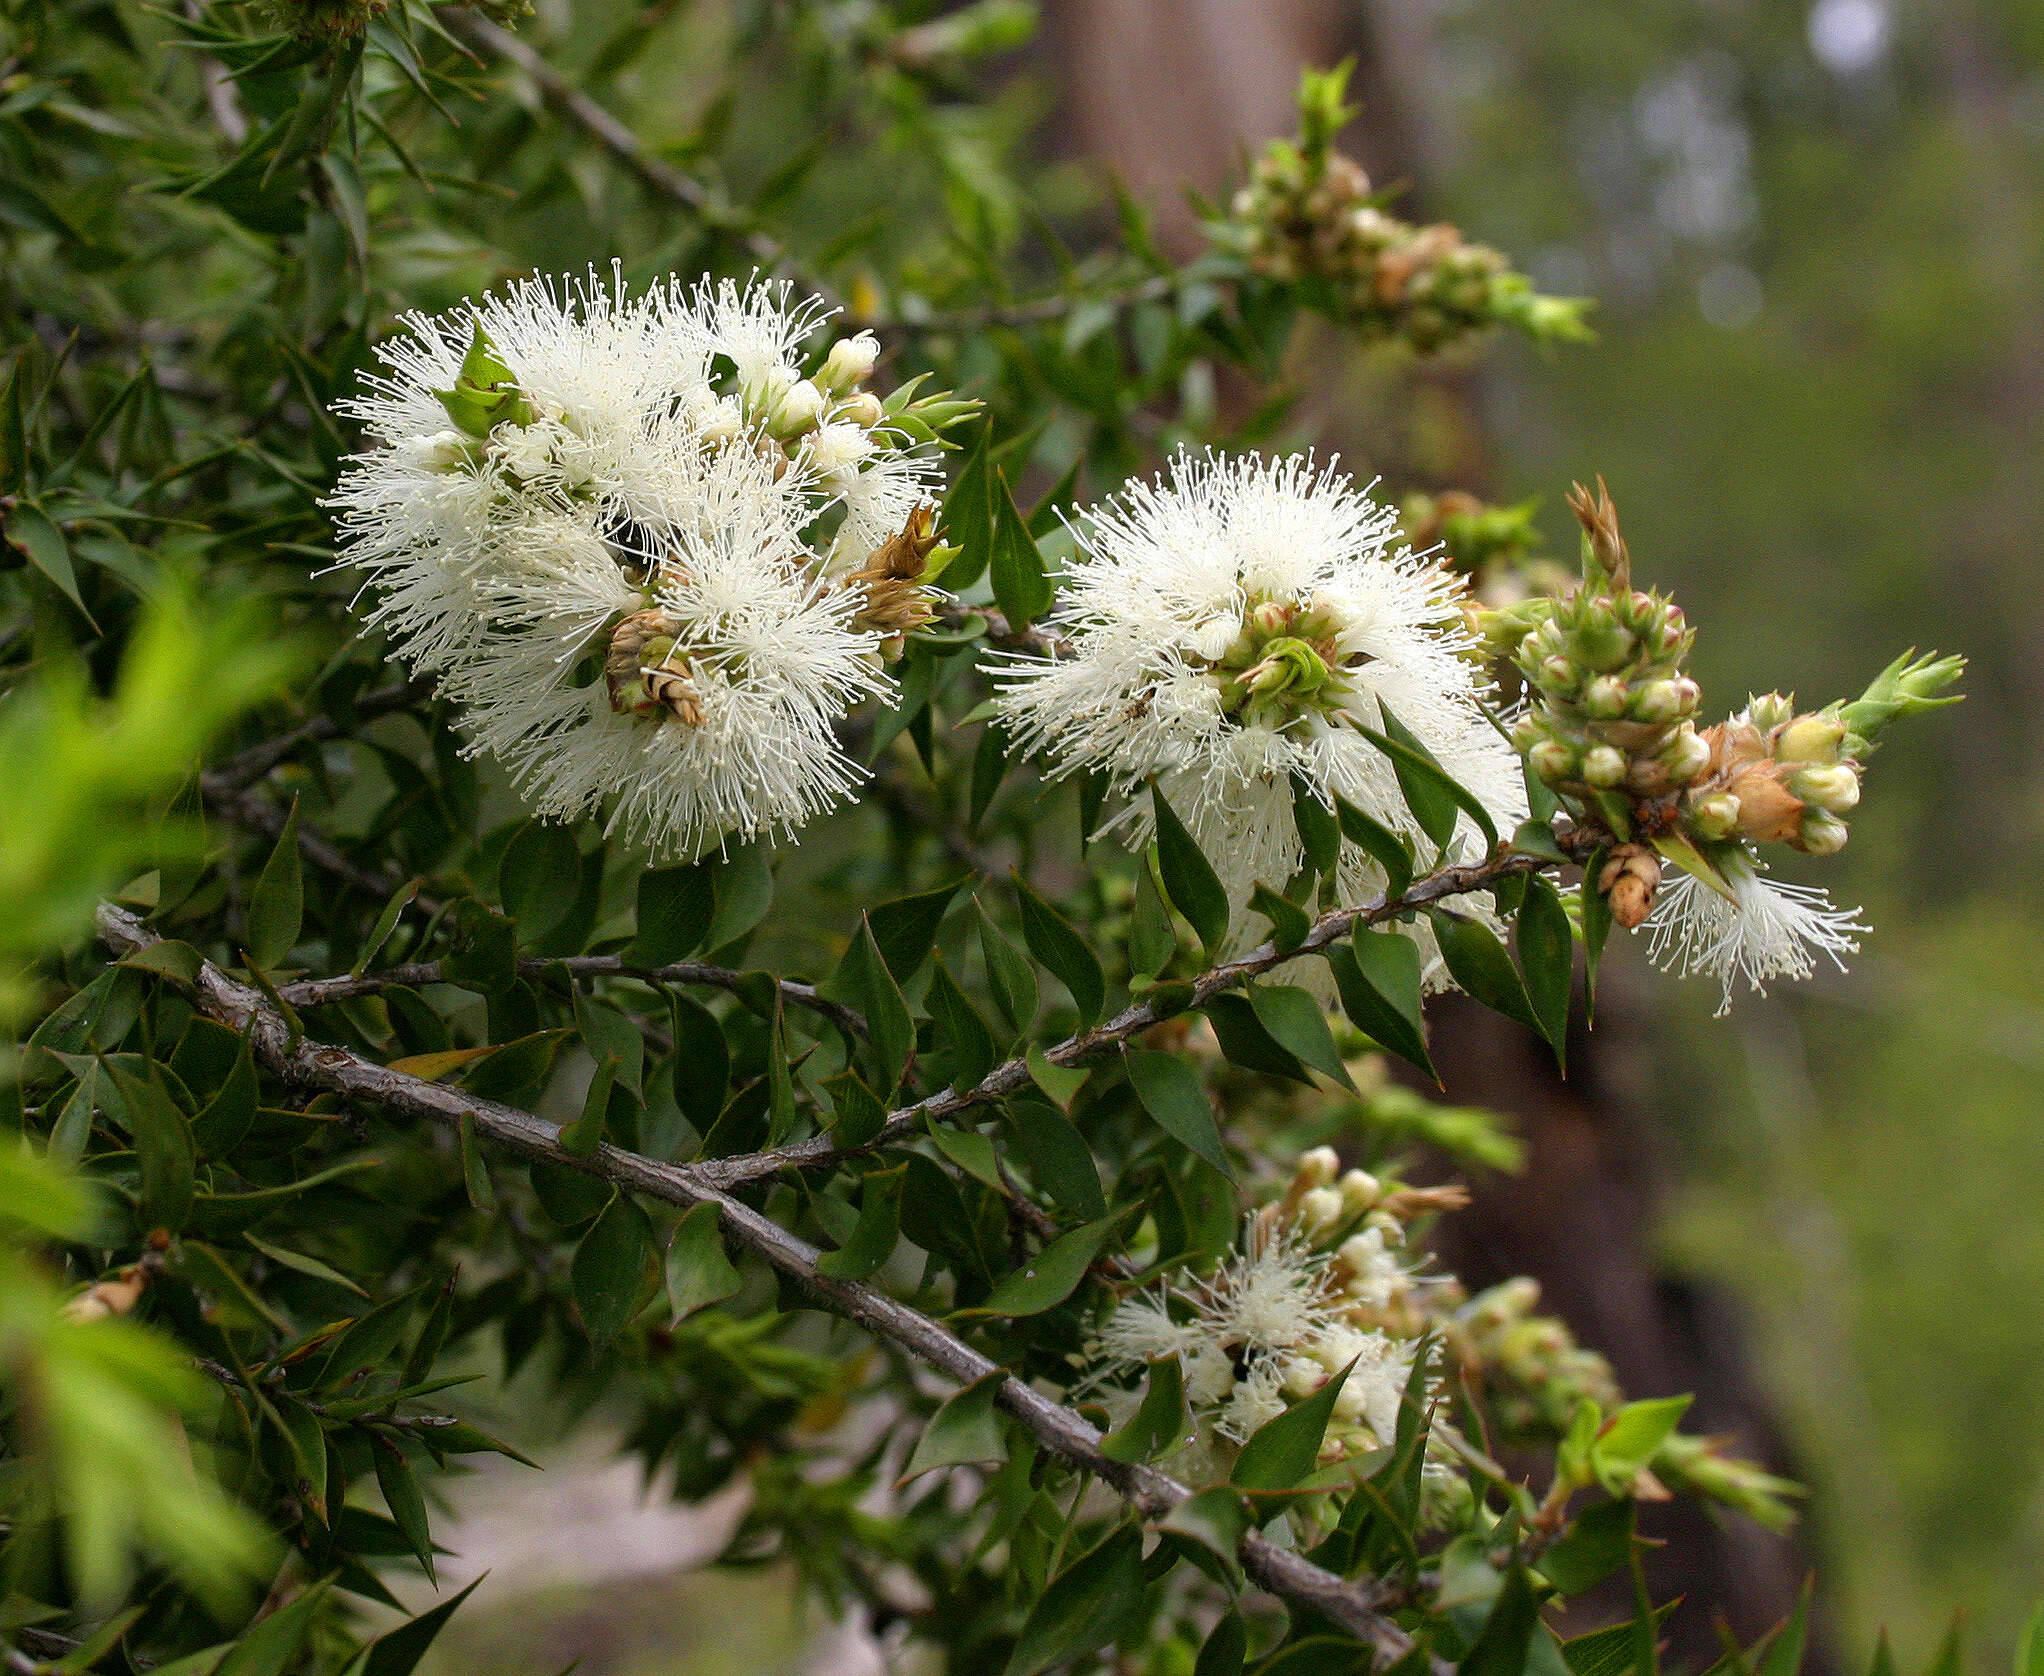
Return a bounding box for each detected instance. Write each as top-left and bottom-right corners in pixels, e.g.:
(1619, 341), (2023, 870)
(1297, 1147), (1340, 1189)
(1338, 1169), (1380, 1216)
(1687, 791), (1742, 842)
(1571, 616), (1636, 673)
(1792, 762), (1860, 815)
(1598, 844), (1662, 930)
(1528, 739), (1576, 784)
(817, 332), (880, 394)
(1778, 712), (1847, 765)
(840, 390), (886, 428)
(806, 420), (874, 479)
(1629, 678), (1690, 724)
(402, 428), (472, 471)
(1582, 744), (1627, 788)
(1249, 600), (1292, 637)
(777, 378), (827, 437)
(1659, 725), (1711, 782)
(1298, 1187), (1344, 1234)
(1745, 692), (1795, 732)
(1583, 676), (1628, 719)
(1539, 655), (1577, 691)
(1796, 810), (1850, 855)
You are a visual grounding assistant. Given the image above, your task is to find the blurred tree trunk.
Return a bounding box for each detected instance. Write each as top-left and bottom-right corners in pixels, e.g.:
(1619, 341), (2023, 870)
(1039, 1), (1821, 1662)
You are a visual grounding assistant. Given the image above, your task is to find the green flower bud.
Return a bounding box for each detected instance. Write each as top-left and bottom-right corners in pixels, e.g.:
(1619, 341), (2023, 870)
(1570, 616), (1637, 674)
(1798, 810), (1850, 855)
(1583, 676), (1628, 719)
(816, 332), (879, 395)
(1688, 791), (1742, 842)
(1792, 763), (1861, 815)
(1539, 655), (1577, 692)
(1629, 678), (1692, 725)
(1528, 739), (1577, 784)
(1745, 692), (1795, 732)
(1582, 744), (1628, 788)
(1659, 725), (1711, 782)
(1777, 713), (1846, 766)
(1243, 636), (1331, 699)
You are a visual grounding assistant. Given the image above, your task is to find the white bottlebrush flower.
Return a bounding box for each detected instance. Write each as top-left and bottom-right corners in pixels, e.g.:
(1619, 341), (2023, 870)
(1642, 848), (1867, 1014)
(991, 450), (1525, 976)
(328, 266), (943, 854)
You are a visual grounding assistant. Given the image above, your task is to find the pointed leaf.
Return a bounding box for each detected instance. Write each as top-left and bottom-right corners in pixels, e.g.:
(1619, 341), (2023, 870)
(572, 1191), (653, 1343)
(1012, 872), (1104, 1027)
(1233, 1358), (1355, 1494)
(1335, 798), (1414, 898)
(976, 899), (1038, 1032)
(372, 1439), (434, 1581)
(927, 956), (997, 1090)
(245, 800), (304, 970)
(869, 879), (967, 982)
(900, 1369), (1007, 1482)
(940, 422), (995, 594)
(965, 1214), (1125, 1317)
(356, 1576), (485, 1676)
(1124, 1049), (1230, 1177)
(1516, 874), (1574, 1060)
(1004, 1525), (1147, 1676)
(1152, 786), (1229, 953)
(990, 467), (1053, 629)
(1430, 911), (1541, 1035)
(665, 1201), (742, 1318)
(815, 1165), (906, 1280)
(1101, 1354), (1188, 1464)
(824, 917), (915, 1091)
(1247, 984), (1356, 1090)
(1362, 708), (1499, 853)
(1248, 883), (1310, 955)
(1327, 932), (1434, 1079)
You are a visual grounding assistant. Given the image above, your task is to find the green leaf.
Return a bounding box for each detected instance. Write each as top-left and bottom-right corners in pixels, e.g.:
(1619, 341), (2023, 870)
(558, 1051), (618, 1157)
(664, 1201), (742, 1319)
(244, 1232), (368, 1298)
(1361, 708), (1500, 854)
(970, 719), (1012, 831)
(1292, 776), (1342, 878)
(633, 863), (713, 965)
(572, 1191), (654, 1343)
(1233, 1357), (1354, 1495)
(372, 1438), (435, 1580)
(1152, 785), (1229, 953)
(1129, 861), (1178, 979)
(1248, 883), (1310, 954)
(815, 1164), (906, 1279)
(940, 422), (995, 594)
(977, 899), (1038, 1033)
(1003, 1098), (1106, 1221)
(1158, 1487), (1247, 1587)
(1005, 1525), (1147, 1676)
(1025, 1044), (1088, 1110)
(1581, 847), (1613, 1015)
(498, 821), (579, 941)
(457, 1114), (495, 1211)
(1460, 1566), (1541, 1676)
(189, 1030), (258, 1158)
(109, 1063), (194, 1231)
(965, 1213), (1125, 1317)
(5, 502), (85, 615)
(1516, 874), (1574, 1061)
(2017, 1604), (2044, 1676)
(704, 842), (775, 952)
(1336, 798), (1414, 898)
(1561, 1604), (1677, 1676)
(351, 877), (420, 976)
(1327, 931), (1434, 1080)
(212, 1580), (330, 1676)
(1538, 1496), (1633, 1596)
(1247, 984), (1356, 1089)
(445, 899), (517, 996)
(1012, 872), (1105, 1027)
(900, 1369), (1007, 1482)
(990, 466), (1053, 629)
(1101, 1354), (1188, 1463)
(1124, 1049), (1231, 1178)
(825, 917), (916, 1092)
(870, 879), (967, 982)
(1194, 1612), (1248, 1676)
(1429, 911), (1541, 1036)
(824, 1070), (887, 1147)
(1756, 1578), (1814, 1676)
(932, 1123), (1004, 1192)
(1202, 993), (1309, 1084)
(1592, 1394), (1692, 1493)
(356, 1576), (485, 1676)
(928, 956), (997, 1090)
(245, 799), (304, 971)
(1261, 1641), (1373, 1676)
(319, 1283), (427, 1389)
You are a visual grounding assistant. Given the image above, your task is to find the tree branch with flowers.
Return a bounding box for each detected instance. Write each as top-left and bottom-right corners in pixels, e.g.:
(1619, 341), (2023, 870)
(0, 14), (1977, 1676)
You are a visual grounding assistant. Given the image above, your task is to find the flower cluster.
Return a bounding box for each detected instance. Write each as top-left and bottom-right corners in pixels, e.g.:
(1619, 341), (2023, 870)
(1480, 479), (1962, 1009)
(1216, 68), (1587, 354)
(1091, 1148), (1441, 1484)
(329, 269), (965, 857)
(991, 450), (1525, 984)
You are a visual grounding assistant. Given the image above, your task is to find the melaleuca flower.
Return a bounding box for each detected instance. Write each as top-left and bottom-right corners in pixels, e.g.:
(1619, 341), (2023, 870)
(438, 445), (892, 856)
(1088, 1148), (1435, 1482)
(1641, 849), (1867, 1014)
(327, 266), (956, 853)
(991, 450), (1524, 978)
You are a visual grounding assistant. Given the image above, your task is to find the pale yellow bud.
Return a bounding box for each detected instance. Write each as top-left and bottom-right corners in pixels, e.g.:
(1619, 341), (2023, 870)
(1582, 744), (1627, 788)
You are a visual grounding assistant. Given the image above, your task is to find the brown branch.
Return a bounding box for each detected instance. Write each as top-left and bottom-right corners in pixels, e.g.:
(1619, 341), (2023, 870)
(277, 954), (867, 1041)
(713, 840), (1577, 1187)
(94, 901), (1429, 1663)
(437, 10), (838, 311)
